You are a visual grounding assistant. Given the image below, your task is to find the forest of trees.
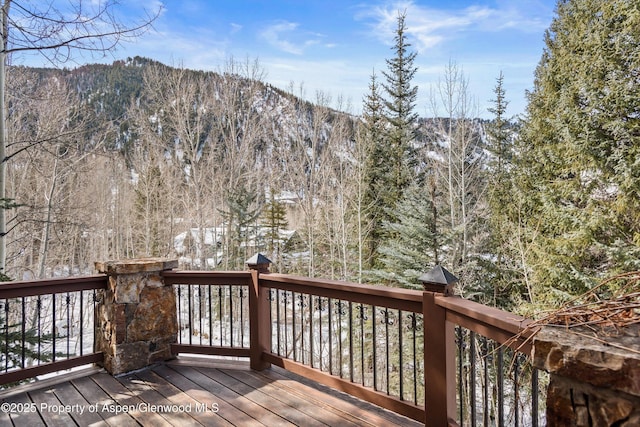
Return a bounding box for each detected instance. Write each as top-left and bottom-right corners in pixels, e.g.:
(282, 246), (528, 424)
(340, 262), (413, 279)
(1, 0), (639, 317)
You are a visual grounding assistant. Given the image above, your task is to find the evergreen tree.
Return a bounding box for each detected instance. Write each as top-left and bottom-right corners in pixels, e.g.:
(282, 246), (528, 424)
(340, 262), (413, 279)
(362, 71), (389, 267)
(260, 193), (288, 270)
(0, 313), (58, 375)
(381, 11), (419, 203)
(220, 185), (262, 269)
(483, 73), (527, 308)
(486, 72), (511, 180)
(364, 12), (419, 269)
(369, 184), (438, 289)
(0, 274), (61, 386)
(516, 0), (640, 306)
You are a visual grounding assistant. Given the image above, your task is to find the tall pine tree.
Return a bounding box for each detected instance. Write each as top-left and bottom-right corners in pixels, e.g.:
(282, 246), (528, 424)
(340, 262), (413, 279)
(261, 193), (288, 271)
(381, 11), (419, 202)
(516, 0), (640, 306)
(364, 11), (419, 269)
(362, 71), (389, 267)
(484, 73), (529, 308)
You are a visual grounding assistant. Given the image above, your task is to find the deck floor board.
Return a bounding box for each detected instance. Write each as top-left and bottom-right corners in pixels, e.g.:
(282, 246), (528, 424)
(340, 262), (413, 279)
(0, 359), (423, 427)
(29, 386), (75, 427)
(49, 380), (107, 427)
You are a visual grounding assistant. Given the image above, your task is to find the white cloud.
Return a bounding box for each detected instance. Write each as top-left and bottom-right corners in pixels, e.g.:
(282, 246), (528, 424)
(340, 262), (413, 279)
(359, 1), (551, 51)
(262, 56), (367, 109)
(121, 26), (228, 70)
(259, 21), (304, 55)
(258, 21), (331, 55)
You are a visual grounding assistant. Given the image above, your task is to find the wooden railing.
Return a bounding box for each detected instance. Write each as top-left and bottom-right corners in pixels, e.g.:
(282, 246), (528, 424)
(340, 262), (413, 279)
(162, 271), (252, 358)
(259, 273), (425, 421)
(431, 295), (543, 427)
(165, 268), (544, 427)
(0, 265), (543, 426)
(0, 276), (107, 386)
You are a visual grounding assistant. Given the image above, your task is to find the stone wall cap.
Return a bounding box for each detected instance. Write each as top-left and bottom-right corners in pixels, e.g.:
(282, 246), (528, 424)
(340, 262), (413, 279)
(532, 325), (640, 397)
(95, 258), (179, 275)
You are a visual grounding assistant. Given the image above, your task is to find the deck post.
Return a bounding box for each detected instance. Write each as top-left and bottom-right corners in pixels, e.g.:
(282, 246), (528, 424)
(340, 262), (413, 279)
(247, 254), (272, 370)
(94, 258), (178, 375)
(421, 266), (458, 427)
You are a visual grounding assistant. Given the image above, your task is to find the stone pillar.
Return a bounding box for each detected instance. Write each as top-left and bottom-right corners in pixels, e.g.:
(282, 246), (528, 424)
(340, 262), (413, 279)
(532, 326), (640, 426)
(94, 258), (179, 375)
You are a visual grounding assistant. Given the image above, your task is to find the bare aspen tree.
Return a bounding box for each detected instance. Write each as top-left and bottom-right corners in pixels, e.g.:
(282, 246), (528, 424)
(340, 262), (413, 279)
(213, 57), (270, 269)
(5, 71), (101, 278)
(140, 64), (218, 269)
(126, 98), (178, 258)
(125, 58), (271, 270)
(351, 123), (372, 283)
(77, 154), (129, 263)
(0, 0), (159, 273)
(316, 95), (358, 280)
(277, 85), (334, 277)
(34, 89), (95, 278)
(105, 156), (134, 260)
(215, 57), (269, 189)
(430, 61), (487, 293)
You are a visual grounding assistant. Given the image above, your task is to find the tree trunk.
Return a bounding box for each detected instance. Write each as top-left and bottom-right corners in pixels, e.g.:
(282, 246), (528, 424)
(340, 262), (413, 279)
(0, 2), (10, 274)
(38, 155), (59, 278)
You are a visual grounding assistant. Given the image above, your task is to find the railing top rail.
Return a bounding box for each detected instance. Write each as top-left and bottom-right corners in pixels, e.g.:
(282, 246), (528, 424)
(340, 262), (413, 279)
(260, 273), (423, 313)
(162, 270), (252, 285)
(0, 275), (108, 299)
(167, 269), (533, 352)
(435, 294), (535, 353)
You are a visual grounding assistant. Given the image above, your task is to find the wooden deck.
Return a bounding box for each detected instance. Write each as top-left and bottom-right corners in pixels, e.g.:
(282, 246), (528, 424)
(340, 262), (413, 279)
(0, 358), (422, 426)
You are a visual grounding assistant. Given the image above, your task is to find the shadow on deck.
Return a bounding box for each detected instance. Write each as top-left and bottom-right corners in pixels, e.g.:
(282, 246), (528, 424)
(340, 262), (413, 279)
(0, 357), (422, 427)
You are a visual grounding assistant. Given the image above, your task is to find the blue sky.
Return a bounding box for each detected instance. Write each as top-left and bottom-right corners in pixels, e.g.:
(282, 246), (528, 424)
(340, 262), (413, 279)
(20, 0), (558, 118)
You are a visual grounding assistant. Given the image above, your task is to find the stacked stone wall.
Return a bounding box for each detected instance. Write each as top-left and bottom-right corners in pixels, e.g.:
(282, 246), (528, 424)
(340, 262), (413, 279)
(533, 326), (640, 426)
(94, 258), (178, 375)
